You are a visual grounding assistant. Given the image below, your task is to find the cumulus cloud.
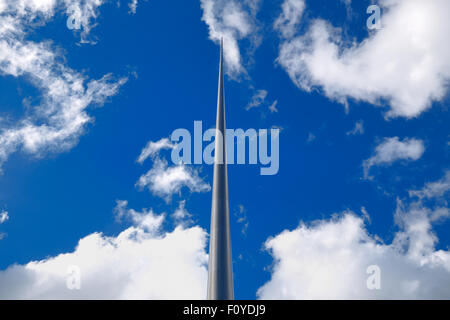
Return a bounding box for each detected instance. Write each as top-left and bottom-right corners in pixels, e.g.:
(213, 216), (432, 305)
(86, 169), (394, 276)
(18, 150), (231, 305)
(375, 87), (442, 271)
(0, 0), (126, 170)
(363, 137), (425, 179)
(136, 158), (211, 202)
(200, 0), (261, 76)
(258, 171), (450, 299)
(136, 138), (210, 201)
(0, 206), (208, 299)
(0, 143), (209, 299)
(276, 0), (450, 118)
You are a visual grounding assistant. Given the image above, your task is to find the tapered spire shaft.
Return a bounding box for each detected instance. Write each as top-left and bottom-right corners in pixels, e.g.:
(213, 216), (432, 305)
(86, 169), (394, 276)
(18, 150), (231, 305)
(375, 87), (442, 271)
(207, 39), (234, 300)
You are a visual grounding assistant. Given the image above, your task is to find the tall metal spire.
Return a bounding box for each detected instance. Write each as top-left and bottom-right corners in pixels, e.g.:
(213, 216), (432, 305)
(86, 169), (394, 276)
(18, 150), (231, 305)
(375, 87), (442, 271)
(207, 38), (234, 300)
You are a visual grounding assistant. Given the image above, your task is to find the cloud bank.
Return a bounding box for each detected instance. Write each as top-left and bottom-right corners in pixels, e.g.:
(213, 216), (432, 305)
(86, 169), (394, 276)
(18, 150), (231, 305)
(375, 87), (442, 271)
(0, 204), (208, 299)
(258, 171), (450, 299)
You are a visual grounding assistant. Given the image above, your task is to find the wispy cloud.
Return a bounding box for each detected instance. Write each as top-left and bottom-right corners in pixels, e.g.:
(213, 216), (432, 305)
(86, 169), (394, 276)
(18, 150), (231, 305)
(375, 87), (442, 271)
(137, 138), (175, 164)
(0, 0), (127, 171)
(245, 89), (267, 111)
(0, 211), (8, 224)
(245, 89), (278, 114)
(114, 200), (165, 233)
(64, 0), (108, 44)
(363, 137), (425, 179)
(346, 120), (364, 136)
(268, 100), (279, 113)
(274, 0), (305, 39)
(234, 204), (249, 236)
(0, 210), (8, 240)
(409, 171), (450, 200)
(306, 132), (316, 144)
(171, 200), (194, 227)
(128, 0), (138, 14)
(200, 0), (261, 77)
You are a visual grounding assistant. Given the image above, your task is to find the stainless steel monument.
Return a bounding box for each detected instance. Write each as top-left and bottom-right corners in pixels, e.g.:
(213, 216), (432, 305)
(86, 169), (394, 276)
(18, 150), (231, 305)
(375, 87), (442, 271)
(207, 39), (234, 300)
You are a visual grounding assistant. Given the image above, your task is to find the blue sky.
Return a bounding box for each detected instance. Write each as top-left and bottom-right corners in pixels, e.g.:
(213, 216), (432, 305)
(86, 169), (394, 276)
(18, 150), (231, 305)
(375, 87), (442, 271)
(0, 0), (449, 299)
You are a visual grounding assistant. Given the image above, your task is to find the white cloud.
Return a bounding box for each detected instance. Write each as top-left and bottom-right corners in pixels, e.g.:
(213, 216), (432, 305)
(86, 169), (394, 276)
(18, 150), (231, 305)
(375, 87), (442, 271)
(245, 89), (279, 114)
(64, 0), (107, 43)
(306, 132), (315, 143)
(245, 89), (267, 110)
(0, 210), (8, 239)
(274, 0), (305, 39)
(276, 0), (450, 118)
(258, 172), (450, 299)
(346, 120), (364, 136)
(268, 100), (279, 113)
(0, 210), (8, 224)
(360, 206), (371, 224)
(0, 144), (209, 299)
(200, 0), (261, 76)
(136, 138), (210, 201)
(0, 0), (126, 170)
(234, 204), (249, 236)
(363, 137), (425, 179)
(137, 138), (175, 164)
(410, 171), (450, 200)
(4, 0), (108, 43)
(114, 200), (165, 233)
(136, 158), (211, 202)
(171, 200), (194, 227)
(0, 208), (208, 299)
(2, 0), (57, 15)
(128, 0), (138, 14)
